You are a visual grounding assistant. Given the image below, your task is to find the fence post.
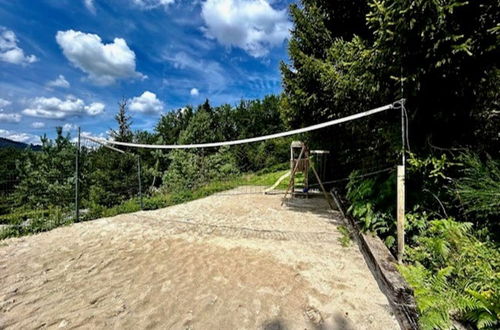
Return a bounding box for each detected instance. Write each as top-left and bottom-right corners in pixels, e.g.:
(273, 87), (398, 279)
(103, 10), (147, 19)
(137, 156), (143, 210)
(397, 165), (405, 263)
(75, 127), (80, 222)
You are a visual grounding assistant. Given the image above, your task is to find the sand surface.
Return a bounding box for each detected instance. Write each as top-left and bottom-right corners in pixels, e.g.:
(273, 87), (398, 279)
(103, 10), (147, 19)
(0, 187), (399, 329)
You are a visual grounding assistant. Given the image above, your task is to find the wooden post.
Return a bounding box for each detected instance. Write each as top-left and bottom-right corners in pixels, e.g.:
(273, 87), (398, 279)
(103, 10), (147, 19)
(310, 162), (335, 211)
(282, 145), (306, 204)
(397, 165), (405, 263)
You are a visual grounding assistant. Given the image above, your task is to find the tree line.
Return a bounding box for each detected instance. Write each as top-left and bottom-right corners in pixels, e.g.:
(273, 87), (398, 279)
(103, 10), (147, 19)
(0, 95), (290, 212)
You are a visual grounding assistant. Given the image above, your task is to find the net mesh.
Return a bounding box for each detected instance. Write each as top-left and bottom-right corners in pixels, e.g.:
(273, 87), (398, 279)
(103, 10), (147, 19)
(0, 102), (401, 238)
(0, 141), (77, 237)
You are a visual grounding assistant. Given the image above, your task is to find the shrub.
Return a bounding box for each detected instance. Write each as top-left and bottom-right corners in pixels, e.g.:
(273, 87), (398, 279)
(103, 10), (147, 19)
(345, 170), (396, 247)
(455, 153), (499, 235)
(162, 148), (240, 192)
(401, 218), (499, 329)
(406, 153), (459, 219)
(0, 207), (72, 240)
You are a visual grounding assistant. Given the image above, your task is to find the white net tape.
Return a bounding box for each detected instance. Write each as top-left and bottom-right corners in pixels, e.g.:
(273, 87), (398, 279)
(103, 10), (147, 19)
(84, 103), (395, 149)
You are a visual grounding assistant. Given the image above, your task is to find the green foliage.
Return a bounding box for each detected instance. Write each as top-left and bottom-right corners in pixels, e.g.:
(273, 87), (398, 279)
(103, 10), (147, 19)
(156, 106), (193, 144)
(346, 151), (499, 329)
(406, 151), (499, 239)
(406, 152), (460, 220)
(367, 0), (498, 150)
(178, 101), (221, 145)
(162, 147), (240, 192)
(110, 99), (133, 143)
(404, 210), (430, 244)
(337, 225), (352, 247)
(401, 219), (500, 329)
(346, 170), (396, 245)
(0, 207), (72, 240)
(455, 153), (500, 224)
(78, 170), (290, 226)
(0, 209), (50, 225)
(408, 153), (456, 183)
(84, 150), (139, 207)
(13, 127), (75, 210)
(157, 95), (288, 192)
(243, 168), (289, 187)
(282, 0), (498, 180)
(0, 147), (24, 181)
(400, 263), (464, 330)
(0, 94), (288, 241)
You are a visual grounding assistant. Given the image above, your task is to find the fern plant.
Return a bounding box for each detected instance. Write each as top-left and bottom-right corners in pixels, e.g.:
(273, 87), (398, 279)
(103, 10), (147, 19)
(346, 170), (396, 246)
(455, 153), (499, 238)
(456, 153), (500, 218)
(400, 264), (456, 330)
(402, 218), (499, 329)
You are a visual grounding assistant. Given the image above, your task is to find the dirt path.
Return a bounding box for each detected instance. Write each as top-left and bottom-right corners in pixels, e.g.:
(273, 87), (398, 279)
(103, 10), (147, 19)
(0, 187), (399, 329)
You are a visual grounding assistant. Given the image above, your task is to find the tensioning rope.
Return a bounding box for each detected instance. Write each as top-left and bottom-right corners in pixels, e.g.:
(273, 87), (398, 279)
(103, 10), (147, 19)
(83, 102), (399, 149)
(309, 166), (395, 187)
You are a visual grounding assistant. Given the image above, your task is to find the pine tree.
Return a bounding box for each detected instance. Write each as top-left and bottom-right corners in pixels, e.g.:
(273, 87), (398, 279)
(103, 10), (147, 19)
(111, 99), (133, 143)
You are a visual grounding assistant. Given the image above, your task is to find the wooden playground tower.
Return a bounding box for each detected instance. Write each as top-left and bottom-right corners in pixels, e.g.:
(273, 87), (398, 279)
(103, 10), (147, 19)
(288, 141), (310, 196)
(282, 141), (334, 209)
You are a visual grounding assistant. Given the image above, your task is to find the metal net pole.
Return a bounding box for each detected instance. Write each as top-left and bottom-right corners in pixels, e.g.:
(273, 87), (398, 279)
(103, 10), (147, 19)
(75, 127), (81, 222)
(137, 155), (143, 210)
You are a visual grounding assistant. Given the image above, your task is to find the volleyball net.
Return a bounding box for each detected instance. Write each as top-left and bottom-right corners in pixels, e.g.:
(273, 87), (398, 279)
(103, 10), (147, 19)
(0, 99), (407, 240)
(74, 101), (403, 216)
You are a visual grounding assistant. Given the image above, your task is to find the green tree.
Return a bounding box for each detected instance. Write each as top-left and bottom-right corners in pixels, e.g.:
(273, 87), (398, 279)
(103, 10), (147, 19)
(84, 148), (138, 207)
(84, 100), (141, 207)
(110, 99), (133, 143)
(155, 106), (193, 144)
(0, 147), (25, 214)
(14, 127), (75, 209)
(281, 0), (499, 174)
(178, 99), (222, 145)
(367, 0), (499, 150)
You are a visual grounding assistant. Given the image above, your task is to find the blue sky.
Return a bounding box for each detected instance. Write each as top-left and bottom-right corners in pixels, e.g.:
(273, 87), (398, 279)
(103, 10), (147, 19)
(0, 0), (293, 144)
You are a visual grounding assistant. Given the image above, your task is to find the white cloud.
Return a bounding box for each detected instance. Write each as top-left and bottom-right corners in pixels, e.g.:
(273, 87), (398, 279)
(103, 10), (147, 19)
(85, 102), (105, 115)
(0, 113), (21, 123)
(76, 130), (109, 144)
(0, 98), (12, 108)
(190, 88), (199, 96)
(47, 75), (70, 89)
(63, 123), (77, 132)
(31, 121), (45, 128)
(84, 0), (96, 14)
(0, 129), (40, 145)
(0, 97), (18, 122)
(200, 0), (291, 57)
(164, 52), (228, 93)
(55, 30), (144, 85)
(0, 27), (38, 65)
(132, 0), (175, 9)
(129, 91), (164, 114)
(22, 96), (105, 119)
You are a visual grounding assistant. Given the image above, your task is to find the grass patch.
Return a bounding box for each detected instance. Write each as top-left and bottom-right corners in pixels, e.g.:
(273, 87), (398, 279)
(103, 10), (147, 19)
(0, 207), (73, 240)
(337, 225), (352, 247)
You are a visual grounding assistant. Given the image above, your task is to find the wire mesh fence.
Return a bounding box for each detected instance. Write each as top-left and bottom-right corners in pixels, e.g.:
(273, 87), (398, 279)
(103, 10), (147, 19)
(0, 169), (76, 238)
(0, 102), (403, 241)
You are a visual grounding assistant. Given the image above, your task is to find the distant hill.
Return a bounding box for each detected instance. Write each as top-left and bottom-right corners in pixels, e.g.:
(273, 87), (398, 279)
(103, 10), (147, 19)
(0, 137), (41, 151)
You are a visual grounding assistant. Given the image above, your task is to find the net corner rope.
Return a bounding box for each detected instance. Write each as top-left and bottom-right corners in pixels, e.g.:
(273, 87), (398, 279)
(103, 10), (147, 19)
(82, 101), (400, 150)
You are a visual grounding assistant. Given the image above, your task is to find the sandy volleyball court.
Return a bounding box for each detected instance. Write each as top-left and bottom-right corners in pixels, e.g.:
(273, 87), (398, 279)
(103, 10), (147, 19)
(0, 187), (399, 329)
